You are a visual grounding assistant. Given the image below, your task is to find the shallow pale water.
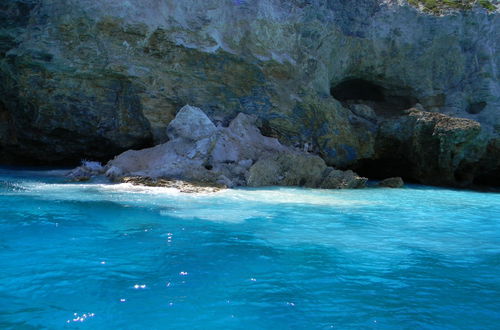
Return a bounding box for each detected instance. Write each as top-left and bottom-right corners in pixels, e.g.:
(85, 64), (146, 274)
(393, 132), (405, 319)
(0, 168), (499, 329)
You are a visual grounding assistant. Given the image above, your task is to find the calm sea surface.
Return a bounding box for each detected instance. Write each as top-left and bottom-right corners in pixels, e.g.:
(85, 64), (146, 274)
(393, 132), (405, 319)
(1, 168), (499, 329)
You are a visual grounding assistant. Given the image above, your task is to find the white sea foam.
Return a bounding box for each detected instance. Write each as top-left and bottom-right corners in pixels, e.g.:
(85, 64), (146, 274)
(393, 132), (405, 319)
(218, 188), (375, 207)
(161, 206), (269, 223)
(99, 183), (185, 196)
(13, 179), (376, 210)
(10, 180), (376, 225)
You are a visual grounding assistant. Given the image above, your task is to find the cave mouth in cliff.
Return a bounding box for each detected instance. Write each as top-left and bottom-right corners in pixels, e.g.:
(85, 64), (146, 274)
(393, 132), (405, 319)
(331, 79), (385, 102)
(330, 78), (419, 117)
(352, 157), (418, 184)
(473, 168), (500, 187)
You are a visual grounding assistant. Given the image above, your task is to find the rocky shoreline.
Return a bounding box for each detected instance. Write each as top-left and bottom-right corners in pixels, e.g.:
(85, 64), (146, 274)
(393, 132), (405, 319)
(68, 105), (376, 191)
(2, 1), (499, 188)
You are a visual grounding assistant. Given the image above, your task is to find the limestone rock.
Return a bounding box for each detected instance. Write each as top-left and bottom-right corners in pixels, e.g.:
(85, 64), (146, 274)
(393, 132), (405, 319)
(247, 153), (327, 188)
(245, 158), (281, 187)
(166, 105), (217, 141)
(378, 177), (404, 188)
(228, 113), (284, 153)
(369, 109), (487, 186)
(66, 161), (104, 181)
(320, 169), (368, 189)
(104, 165), (124, 181)
(105, 105), (366, 189)
(245, 152), (368, 189)
(349, 104), (378, 123)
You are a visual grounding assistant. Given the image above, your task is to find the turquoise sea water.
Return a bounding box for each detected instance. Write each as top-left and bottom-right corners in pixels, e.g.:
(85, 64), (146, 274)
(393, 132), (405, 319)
(0, 168), (499, 329)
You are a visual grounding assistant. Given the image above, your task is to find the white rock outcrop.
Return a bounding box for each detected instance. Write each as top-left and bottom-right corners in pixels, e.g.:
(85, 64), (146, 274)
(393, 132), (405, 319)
(103, 105), (367, 189)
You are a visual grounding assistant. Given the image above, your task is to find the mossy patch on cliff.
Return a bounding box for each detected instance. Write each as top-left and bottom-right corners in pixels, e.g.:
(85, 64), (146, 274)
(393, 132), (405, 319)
(408, 0), (497, 14)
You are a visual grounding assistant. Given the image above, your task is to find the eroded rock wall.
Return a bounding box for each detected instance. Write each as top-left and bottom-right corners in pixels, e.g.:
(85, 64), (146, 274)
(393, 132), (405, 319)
(0, 0), (499, 185)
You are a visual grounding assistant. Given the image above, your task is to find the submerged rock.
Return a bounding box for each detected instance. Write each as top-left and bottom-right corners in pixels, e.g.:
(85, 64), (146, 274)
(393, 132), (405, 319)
(104, 105), (366, 189)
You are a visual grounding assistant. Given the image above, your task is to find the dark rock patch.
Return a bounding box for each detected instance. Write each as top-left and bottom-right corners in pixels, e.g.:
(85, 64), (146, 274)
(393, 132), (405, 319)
(378, 177), (404, 188)
(466, 101), (487, 115)
(330, 78), (419, 117)
(356, 109), (487, 187)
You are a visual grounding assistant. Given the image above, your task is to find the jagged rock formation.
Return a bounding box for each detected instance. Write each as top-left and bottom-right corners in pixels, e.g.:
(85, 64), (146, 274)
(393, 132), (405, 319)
(378, 109), (486, 186)
(99, 105), (367, 189)
(1, 0), (499, 187)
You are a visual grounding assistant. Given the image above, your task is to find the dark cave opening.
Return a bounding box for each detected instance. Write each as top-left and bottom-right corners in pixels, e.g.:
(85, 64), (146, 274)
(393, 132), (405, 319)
(330, 79), (385, 102)
(473, 168), (500, 188)
(352, 157), (419, 184)
(0, 124), (154, 168)
(330, 78), (419, 117)
(466, 101), (487, 115)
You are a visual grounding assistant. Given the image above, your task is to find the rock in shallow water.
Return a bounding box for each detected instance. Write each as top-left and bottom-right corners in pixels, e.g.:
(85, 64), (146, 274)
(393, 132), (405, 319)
(321, 169), (368, 189)
(103, 105), (367, 189)
(66, 161), (105, 181)
(120, 176), (226, 193)
(246, 153), (366, 189)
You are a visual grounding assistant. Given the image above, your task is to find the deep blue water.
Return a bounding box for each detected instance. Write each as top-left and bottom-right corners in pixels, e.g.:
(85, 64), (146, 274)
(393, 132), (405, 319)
(0, 168), (499, 329)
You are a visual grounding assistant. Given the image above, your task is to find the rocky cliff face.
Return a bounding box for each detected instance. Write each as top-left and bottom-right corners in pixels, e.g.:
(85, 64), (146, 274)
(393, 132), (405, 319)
(0, 0), (499, 186)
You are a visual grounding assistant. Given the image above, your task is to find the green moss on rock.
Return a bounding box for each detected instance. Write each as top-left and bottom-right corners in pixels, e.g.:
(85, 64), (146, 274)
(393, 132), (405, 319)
(408, 0), (497, 14)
